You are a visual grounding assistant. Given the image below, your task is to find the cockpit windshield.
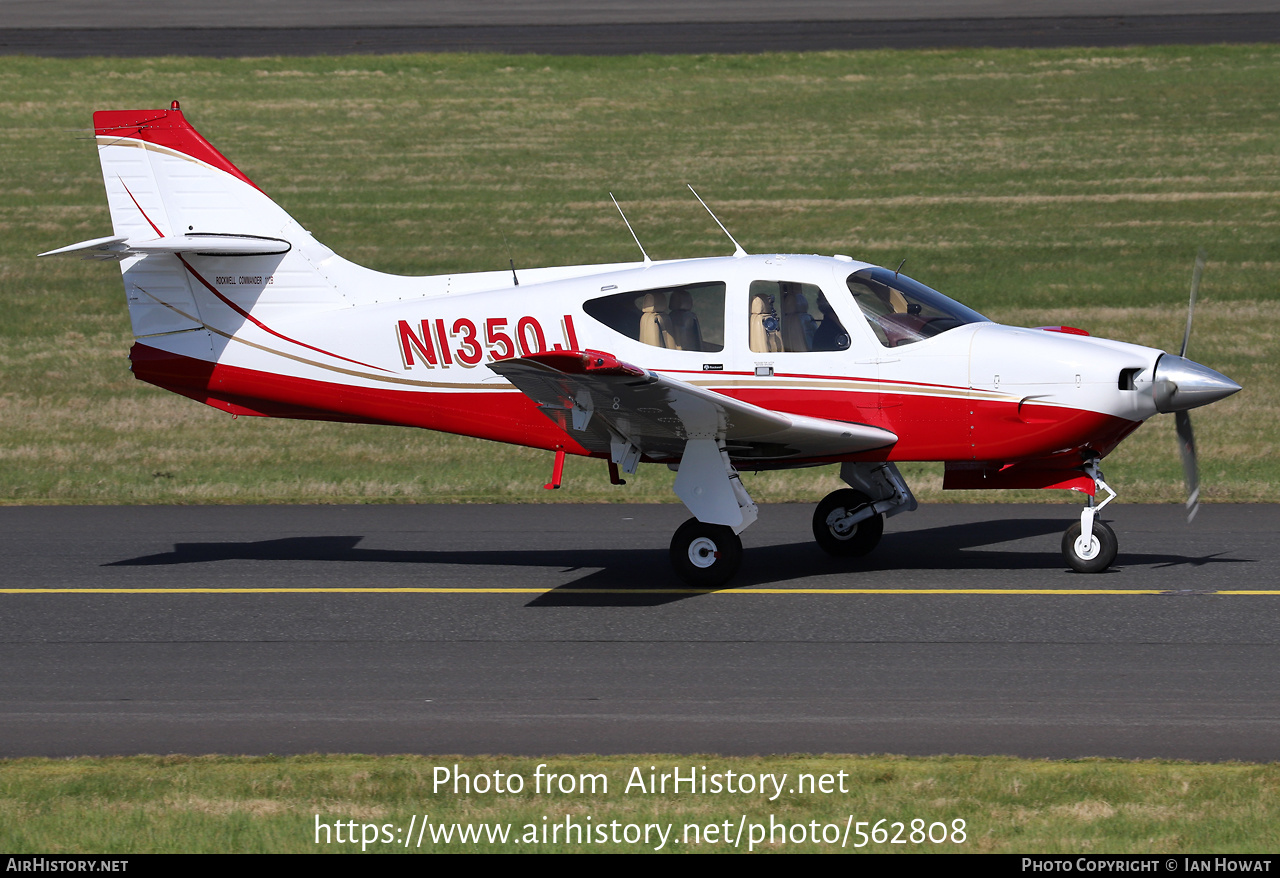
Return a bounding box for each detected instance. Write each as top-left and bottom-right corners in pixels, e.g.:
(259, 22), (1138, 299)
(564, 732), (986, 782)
(846, 268), (988, 348)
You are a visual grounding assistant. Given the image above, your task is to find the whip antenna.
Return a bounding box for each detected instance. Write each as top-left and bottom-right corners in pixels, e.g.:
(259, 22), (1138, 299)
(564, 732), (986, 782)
(688, 184), (747, 257)
(610, 193), (651, 266)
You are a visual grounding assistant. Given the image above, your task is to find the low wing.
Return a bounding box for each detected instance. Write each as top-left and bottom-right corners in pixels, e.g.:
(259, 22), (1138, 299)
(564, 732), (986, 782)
(490, 349), (897, 464)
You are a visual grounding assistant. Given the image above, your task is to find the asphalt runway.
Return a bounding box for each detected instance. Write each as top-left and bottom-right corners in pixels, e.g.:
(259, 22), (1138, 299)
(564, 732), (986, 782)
(12, 1), (1280, 28)
(2, 503), (1277, 760)
(5, 16), (1280, 56)
(4, 1), (1280, 55)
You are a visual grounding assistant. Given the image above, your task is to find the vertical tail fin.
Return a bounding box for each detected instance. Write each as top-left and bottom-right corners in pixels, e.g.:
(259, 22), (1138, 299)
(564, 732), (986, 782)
(89, 102), (339, 338)
(95, 101), (285, 240)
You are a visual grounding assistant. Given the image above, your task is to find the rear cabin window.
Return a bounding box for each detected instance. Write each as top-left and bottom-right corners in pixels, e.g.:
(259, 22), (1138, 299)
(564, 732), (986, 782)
(583, 282), (725, 352)
(747, 280), (849, 353)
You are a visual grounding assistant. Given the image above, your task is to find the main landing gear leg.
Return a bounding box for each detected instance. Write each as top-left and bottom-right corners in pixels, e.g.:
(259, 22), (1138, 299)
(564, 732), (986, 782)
(813, 462), (917, 557)
(1062, 459), (1118, 573)
(669, 439), (757, 587)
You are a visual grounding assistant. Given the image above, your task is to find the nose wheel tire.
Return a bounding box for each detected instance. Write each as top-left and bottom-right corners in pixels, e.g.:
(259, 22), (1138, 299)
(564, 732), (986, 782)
(1061, 520), (1118, 573)
(670, 518), (743, 587)
(812, 489), (884, 557)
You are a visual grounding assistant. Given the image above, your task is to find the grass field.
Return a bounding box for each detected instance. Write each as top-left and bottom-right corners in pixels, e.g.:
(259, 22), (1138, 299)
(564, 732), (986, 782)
(2, 47), (1278, 857)
(1, 46), (1277, 505)
(3, 754), (1279, 854)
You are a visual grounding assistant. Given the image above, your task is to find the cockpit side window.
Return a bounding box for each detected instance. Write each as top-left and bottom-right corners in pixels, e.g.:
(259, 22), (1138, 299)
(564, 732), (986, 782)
(748, 280), (849, 353)
(583, 282), (725, 352)
(846, 268), (988, 347)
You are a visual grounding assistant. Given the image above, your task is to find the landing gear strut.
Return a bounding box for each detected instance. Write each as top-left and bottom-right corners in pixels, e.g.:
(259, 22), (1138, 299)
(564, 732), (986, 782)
(666, 438), (756, 586)
(1062, 460), (1119, 573)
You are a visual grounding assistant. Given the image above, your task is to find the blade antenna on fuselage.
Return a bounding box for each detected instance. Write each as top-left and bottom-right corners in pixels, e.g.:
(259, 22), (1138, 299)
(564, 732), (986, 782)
(500, 230), (519, 286)
(610, 193), (652, 266)
(687, 184), (747, 257)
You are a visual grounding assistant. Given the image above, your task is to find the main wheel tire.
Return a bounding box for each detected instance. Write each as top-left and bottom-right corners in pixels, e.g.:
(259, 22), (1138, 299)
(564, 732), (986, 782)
(669, 518), (743, 587)
(812, 489), (884, 557)
(1061, 519), (1118, 573)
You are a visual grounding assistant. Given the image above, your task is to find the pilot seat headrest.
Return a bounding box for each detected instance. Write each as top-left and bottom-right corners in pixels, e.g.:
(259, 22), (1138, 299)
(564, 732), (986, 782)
(640, 292), (668, 313)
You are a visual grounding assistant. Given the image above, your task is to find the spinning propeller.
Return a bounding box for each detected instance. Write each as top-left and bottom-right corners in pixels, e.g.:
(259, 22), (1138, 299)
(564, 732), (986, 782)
(1149, 249), (1240, 522)
(1176, 250), (1204, 522)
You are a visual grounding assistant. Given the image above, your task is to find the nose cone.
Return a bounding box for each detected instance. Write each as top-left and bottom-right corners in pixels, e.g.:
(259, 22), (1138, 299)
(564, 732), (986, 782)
(1152, 354), (1242, 413)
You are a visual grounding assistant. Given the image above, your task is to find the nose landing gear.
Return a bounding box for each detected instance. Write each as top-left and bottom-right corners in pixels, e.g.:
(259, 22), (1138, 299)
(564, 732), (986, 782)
(1063, 460), (1118, 573)
(1062, 518), (1118, 573)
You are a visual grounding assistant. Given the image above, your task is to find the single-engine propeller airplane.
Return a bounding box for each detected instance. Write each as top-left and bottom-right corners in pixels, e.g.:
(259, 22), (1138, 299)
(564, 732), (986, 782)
(44, 103), (1242, 585)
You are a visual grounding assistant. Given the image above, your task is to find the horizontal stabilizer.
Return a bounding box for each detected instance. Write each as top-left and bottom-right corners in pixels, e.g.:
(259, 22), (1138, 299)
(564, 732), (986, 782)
(37, 235), (128, 258)
(40, 233), (290, 260)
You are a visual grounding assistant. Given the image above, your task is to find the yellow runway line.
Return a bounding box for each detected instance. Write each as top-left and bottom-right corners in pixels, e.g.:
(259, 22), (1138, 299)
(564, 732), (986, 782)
(1, 587), (1275, 596)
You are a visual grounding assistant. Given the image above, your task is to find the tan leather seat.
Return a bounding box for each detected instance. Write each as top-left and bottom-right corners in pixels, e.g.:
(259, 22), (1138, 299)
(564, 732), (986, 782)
(888, 287), (909, 313)
(667, 289), (703, 352)
(638, 291), (678, 349)
(749, 294), (782, 353)
(781, 291), (815, 352)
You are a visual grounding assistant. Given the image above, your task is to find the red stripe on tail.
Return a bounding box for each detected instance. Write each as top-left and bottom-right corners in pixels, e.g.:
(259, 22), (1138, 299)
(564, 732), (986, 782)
(93, 104), (262, 193)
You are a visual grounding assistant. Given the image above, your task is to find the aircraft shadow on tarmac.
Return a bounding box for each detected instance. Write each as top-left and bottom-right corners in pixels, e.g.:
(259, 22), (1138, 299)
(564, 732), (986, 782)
(104, 518), (1252, 606)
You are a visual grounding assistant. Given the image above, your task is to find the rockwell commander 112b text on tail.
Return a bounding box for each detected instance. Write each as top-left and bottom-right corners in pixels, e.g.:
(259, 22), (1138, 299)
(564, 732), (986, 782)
(43, 103), (1242, 585)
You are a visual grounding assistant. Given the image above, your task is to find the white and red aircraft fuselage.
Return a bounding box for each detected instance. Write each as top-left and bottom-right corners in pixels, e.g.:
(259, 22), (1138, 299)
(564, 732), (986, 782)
(45, 104), (1241, 584)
